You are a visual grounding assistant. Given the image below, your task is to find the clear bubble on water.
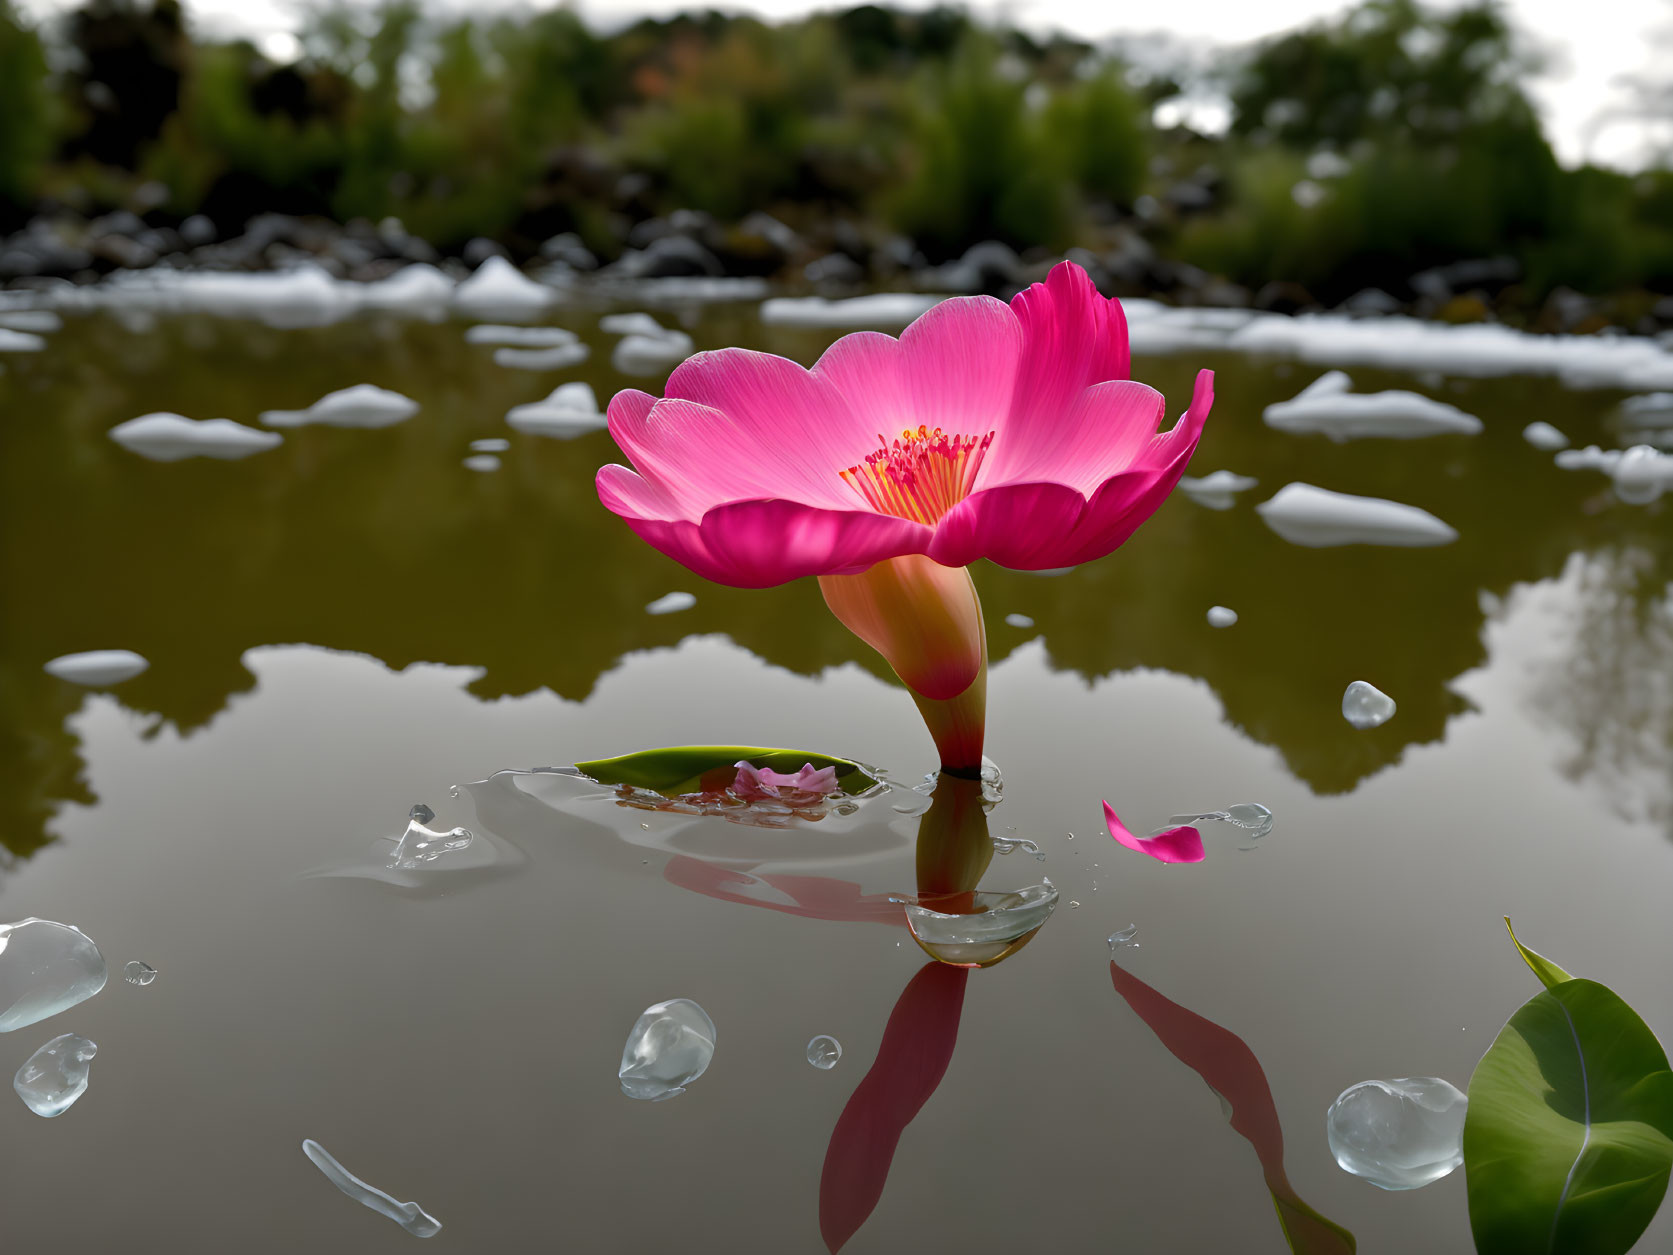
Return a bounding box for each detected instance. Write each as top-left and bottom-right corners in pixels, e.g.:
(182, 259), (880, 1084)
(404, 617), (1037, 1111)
(905, 880), (1058, 968)
(1342, 680), (1397, 729)
(1327, 1077), (1467, 1190)
(619, 998), (716, 1101)
(1107, 924), (1139, 951)
(806, 1035), (842, 1069)
(1163, 803), (1274, 842)
(14, 1032), (97, 1117)
(0, 918), (108, 1033)
(123, 961), (157, 987)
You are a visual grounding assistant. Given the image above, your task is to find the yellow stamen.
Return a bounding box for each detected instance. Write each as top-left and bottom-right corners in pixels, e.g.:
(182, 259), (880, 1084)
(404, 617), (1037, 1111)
(840, 426), (995, 524)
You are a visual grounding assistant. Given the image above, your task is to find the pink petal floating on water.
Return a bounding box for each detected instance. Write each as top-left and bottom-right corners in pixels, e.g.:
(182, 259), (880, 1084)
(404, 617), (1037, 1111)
(1102, 801), (1204, 864)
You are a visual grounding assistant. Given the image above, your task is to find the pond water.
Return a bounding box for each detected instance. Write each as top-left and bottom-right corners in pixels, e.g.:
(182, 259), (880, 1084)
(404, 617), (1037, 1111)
(1, 293), (1670, 1252)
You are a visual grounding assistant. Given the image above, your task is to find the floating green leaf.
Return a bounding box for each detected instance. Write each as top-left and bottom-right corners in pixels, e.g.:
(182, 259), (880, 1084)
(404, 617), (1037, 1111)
(573, 746), (880, 798)
(1503, 917), (1572, 992)
(1463, 927), (1673, 1255)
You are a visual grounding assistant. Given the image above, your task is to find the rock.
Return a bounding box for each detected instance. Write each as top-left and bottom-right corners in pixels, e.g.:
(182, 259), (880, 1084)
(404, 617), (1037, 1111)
(615, 235), (725, 279)
(1254, 281), (1315, 315)
(1436, 294), (1490, 324)
(539, 233), (597, 270)
(462, 237), (508, 266)
(1341, 287), (1402, 317)
(179, 214), (216, 246)
(719, 212), (801, 273)
(804, 252), (866, 286)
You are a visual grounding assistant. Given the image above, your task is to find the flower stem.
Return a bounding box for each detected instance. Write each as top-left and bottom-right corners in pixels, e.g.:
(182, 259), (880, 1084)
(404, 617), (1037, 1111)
(818, 554), (987, 772)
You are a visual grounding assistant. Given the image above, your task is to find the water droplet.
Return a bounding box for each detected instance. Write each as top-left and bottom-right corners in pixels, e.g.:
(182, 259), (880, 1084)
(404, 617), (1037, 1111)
(1207, 605), (1238, 628)
(123, 961), (157, 987)
(1069, 900), (1081, 908)
(905, 880), (1058, 968)
(301, 1139), (441, 1237)
(0, 918), (108, 1032)
(1108, 924), (1139, 951)
(1004, 613), (1035, 629)
(13, 1033), (97, 1117)
(302, 805), (520, 894)
(1342, 681), (1396, 729)
(991, 835), (1043, 858)
(646, 591), (696, 615)
(1327, 1077), (1466, 1190)
(619, 999), (716, 1101)
(1066, 833), (1075, 840)
(806, 1035), (842, 1069)
(388, 814), (474, 869)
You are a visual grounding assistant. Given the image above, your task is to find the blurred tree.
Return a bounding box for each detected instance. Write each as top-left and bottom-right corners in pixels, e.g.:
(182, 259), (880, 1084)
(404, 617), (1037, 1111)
(1045, 65), (1149, 209)
(0, 1), (54, 219)
(1228, 0), (1541, 149)
(63, 0), (190, 169)
(888, 37), (1075, 257)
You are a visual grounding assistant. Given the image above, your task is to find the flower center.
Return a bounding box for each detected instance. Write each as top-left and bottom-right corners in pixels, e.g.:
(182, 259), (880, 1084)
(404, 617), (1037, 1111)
(840, 426), (995, 525)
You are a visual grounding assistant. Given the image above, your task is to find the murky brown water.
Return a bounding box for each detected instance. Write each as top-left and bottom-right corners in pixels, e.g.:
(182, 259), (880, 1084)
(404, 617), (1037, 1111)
(1, 300), (1669, 1252)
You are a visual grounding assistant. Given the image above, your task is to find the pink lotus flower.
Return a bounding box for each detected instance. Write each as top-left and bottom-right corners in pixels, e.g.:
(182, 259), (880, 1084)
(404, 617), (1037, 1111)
(597, 262), (1214, 769)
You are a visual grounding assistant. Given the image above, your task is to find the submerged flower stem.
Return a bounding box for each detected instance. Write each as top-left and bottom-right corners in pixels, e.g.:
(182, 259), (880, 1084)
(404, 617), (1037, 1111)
(818, 554), (987, 773)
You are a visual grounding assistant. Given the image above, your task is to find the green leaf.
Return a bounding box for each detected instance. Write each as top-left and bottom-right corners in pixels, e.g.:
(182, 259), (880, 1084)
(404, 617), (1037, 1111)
(1464, 977), (1673, 1255)
(1504, 917), (1573, 991)
(573, 746), (880, 797)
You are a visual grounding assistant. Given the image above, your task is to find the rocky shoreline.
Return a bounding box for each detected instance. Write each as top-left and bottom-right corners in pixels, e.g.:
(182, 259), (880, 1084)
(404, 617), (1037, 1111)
(4, 206), (1673, 340)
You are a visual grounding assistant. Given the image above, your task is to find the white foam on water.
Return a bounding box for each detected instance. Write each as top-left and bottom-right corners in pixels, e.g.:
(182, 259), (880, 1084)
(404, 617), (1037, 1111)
(1256, 483), (1458, 548)
(465, 324), (578, 347)
(42, 651), (149, 686)
(260, 384), (419, 429)
(759, 293), (942, 328)
(1119, 301), (1673, 390)
(0, 310), (61, 333)
(39, 263), (455, 327)
(1263, 370), (1481, 439)
(109, 412), (283, 461)
(599, 312), (667, 337)
(505, 382), (605, 438)
(492, 343), (589, 371)
(0, 329), (46, 352)
(613, 330), (694, 376)
(451, 256), (554, 320)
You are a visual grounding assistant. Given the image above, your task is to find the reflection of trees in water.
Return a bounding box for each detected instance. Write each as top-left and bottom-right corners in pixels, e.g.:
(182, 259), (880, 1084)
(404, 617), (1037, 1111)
(0, 311), (1645, 862)
(1523, 548), (1673, 834)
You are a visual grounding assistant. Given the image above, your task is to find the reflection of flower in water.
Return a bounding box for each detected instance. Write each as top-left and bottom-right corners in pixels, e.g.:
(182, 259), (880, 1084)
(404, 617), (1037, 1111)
(1516, 550), (1673, 832)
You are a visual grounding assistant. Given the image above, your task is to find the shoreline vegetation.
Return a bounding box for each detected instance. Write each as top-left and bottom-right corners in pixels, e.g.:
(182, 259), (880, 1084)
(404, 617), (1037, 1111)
(2, 0), (1671, 334)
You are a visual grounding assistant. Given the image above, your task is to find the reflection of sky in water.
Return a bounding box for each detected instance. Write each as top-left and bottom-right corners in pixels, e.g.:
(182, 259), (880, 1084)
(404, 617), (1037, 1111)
(1, 307), (1670, 1250)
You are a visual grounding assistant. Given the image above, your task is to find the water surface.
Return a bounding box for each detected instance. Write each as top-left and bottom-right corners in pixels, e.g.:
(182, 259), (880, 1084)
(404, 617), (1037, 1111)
(1, 299), (1669, 1252)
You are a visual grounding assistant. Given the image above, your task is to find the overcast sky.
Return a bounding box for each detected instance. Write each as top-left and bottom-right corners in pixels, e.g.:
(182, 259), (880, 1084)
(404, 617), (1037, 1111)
(18, 0), (1672, 168)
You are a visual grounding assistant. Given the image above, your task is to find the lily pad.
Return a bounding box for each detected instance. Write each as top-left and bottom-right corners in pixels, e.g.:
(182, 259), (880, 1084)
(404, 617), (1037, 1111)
(1463, 922), (1673, 1255)
(573, 746), (880, 798)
